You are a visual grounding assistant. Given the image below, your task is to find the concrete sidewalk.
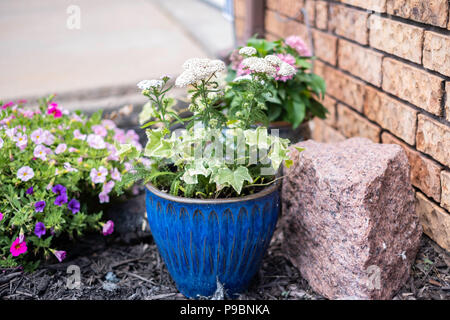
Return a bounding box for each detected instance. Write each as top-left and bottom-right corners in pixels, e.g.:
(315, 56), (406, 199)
(0, 0), (232, 105)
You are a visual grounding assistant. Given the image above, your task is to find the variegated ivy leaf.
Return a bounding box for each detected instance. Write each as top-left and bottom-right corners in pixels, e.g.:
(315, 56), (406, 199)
(181, 161), (211, 185)
(268, 137), (290, 170)
(139, 101), (156, 125)
(144, 128), (173, 158)
(115, 143), (140, 162)
(213, 166), (253, 194)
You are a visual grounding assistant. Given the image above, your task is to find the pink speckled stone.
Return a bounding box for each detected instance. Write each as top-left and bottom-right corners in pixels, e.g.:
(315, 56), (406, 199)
(281, 138), (422, 300)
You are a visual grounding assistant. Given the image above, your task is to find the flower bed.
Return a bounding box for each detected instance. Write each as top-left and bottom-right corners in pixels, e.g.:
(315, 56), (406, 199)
(0, 97), (140, 270)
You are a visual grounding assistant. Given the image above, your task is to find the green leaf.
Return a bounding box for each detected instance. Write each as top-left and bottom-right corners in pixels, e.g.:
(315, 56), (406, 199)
(139, 101), (155, 125)
(287, 97), (306, 129)
(214, 166), (253, 194)
(285, 159), (293, 168)
(144, 129), (173, 158)
(296, 59), (312, 69)
(267, 103), (282, 122)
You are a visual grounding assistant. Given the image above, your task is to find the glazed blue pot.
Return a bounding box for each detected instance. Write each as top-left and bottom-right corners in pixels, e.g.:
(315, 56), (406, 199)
(145, 183), (280, 298)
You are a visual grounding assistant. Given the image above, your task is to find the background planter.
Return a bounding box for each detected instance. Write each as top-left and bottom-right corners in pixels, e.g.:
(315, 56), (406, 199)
(145, 183), (280, 298)
(269, 121), (311, 143)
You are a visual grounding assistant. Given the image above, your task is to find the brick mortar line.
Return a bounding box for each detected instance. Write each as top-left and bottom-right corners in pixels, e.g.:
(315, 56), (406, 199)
(324, 0), (450, 34)
(268, 8), (450, 81)
(267, 1), (450, 35)
(414, 187), (450, 216)
(266, 29), (450, 129)
(318, 119), (450, 203)
(316, 55), (450, 129)
(315, 58), (450, 172)
(266, 19), (450, 124)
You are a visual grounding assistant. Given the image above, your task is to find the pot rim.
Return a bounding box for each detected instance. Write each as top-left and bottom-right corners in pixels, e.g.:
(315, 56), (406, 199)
(268, 120), (310, 128)
(145, 180), (280, 204)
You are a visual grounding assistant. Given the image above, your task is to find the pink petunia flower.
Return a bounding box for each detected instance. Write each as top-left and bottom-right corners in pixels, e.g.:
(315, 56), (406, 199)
(53, 250), (66, 262)
(13, 132), (28, 150)
(0, 137), (3, 149)
(106, 143), (119, 161)
(92, 125), (107, 137)
(20, 109), (35, 119)
(54, 143), (67, 154)
(99, 192), (110, 204)
(102, 220), (114, 235)
(86, 134), (106, 149)
(5, 127), (17, 138)
(47, 104), (62, 118)
(34, 144), (51, 161)
(10, 237), (27, 257)
(71, 114), (83, 122)
(1, 101), (14, 109)
(30, 128), (46, 144)
(102, 180), (115, 194)
(113, 128), (126, 143)
(0, 212), (3, 221)
(73, 129), (86, 141)
(42, 130), (55, 145)
(17, 166), (34, 181)
(124, 161), (137, 174)
(110, 168), (121, 181)
(90, 166), (108, 184)
(63, 162), (78, 172)
(101, 119), (116, 130)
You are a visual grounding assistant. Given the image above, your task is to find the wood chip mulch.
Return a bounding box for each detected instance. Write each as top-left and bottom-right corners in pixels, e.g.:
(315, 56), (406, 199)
(0, 229), (448, 300)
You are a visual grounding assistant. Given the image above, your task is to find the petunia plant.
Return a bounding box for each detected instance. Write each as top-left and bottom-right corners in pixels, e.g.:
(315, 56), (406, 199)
(226, 35), (327, 129)
(117, 55), (301, 199)
(0, 97), (140, 270)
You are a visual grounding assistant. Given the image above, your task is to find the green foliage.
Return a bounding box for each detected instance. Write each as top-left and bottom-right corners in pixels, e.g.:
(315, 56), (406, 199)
(120, 57), (300, 199)
(0, 98), (137, 269)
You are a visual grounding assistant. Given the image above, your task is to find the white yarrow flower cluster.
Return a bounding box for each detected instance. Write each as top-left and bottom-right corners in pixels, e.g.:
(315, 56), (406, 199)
(278, 62), (297, 77)
(264, 55), (282, 67)
(175, 58), (225, 88)
(137, 79), (164, 90)
(241, 57), (277, 77)
(238, 46), (257, 56)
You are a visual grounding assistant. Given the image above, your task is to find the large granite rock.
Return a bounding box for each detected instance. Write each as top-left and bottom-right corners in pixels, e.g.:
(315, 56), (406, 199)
(281, 138), (422, 300)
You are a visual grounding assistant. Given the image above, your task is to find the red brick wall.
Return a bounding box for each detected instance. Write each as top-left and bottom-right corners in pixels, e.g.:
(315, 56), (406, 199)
(236, 0), (450, 250)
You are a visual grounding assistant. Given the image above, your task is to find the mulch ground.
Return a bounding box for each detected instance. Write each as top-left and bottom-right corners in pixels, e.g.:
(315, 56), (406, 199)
(1, 229), (448, 300)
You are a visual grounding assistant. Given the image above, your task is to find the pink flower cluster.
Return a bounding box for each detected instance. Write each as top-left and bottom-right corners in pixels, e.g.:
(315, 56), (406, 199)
(274, 53), (297, 82)
(285, 35), (311, 57)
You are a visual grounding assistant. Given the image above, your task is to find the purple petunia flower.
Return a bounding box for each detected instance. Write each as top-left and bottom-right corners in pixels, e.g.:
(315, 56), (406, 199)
(26, 187), (34, 195)
(102, 220), (114, 236)
(54, 193), (68, 206)
(53, 250), (66, 262)
(34, 222), (46, 238)
(35, 200), (46, 212)
(52, 184), (67, 195)
(67, 199), (80, 214)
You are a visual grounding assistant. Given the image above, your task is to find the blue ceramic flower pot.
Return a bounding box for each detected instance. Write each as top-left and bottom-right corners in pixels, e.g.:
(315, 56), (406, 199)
(145, 183), (280, 298)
